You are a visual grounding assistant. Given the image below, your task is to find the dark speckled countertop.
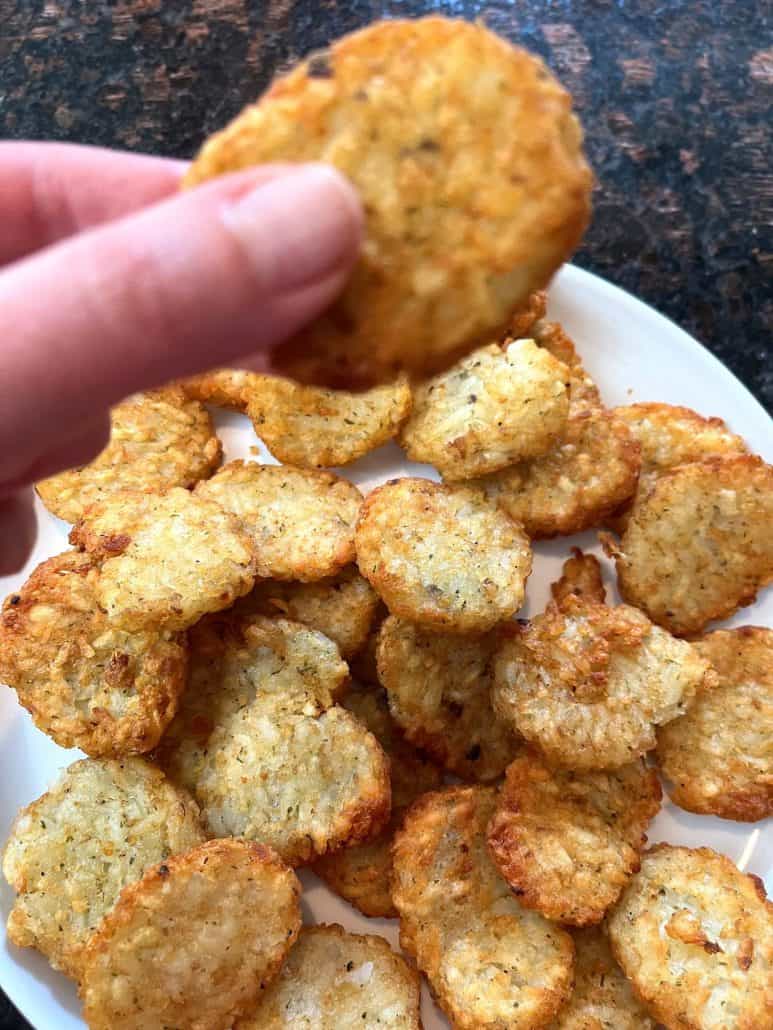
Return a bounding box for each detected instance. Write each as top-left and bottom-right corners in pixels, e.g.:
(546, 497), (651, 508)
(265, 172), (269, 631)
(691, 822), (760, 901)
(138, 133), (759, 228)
(1, 1), (771, 1026)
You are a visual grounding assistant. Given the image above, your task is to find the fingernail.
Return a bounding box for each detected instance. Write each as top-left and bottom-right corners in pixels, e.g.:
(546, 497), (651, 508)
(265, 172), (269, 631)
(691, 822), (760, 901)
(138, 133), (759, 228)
(223, 163), (363, 293)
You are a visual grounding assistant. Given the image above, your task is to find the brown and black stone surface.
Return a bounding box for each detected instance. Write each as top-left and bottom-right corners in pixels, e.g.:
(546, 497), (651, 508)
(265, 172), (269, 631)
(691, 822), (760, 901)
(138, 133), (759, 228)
(0, 1), (771, 1025)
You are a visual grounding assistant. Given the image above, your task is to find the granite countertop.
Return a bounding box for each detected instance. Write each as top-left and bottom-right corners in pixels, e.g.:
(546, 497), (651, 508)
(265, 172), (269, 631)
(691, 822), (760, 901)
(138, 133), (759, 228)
(1, 1), (771, 1026)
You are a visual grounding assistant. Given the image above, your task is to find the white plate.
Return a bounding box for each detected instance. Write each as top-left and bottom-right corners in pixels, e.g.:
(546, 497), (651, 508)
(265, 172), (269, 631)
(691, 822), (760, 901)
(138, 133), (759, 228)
(1, 263), (771, 1030)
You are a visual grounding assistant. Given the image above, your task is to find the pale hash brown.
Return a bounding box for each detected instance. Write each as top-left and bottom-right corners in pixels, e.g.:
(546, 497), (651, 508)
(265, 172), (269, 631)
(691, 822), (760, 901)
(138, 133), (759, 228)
(608, 844), (773, 1030)
(36, 387), (221, 525)
(355, 477), (532, 633)
(2, 758), (205, 979)
(70, 486), (257, 631)
(487, 751), (661, 925)
(233, 565), (380, 659)
(392, 785), (575, 1029)
(399, 339), (570, 480)
(549, 927), (656, 1029)
(79, 838), (301, 1030)
(0, 551), (187, 757)
(604, 455), (773, 635)
(312, 685), (442, 917)
(376, 615), (520, 782)
(235, 924), (422, 1029)
(186, 17), (591, 388)
(195, 460), (362, 582)
(248, 374), (412, 468)
(492, 587), (715, 770)
(469, 410), (640, 539)
(156, 614), (391, 865)
(656, 626), (773, 822)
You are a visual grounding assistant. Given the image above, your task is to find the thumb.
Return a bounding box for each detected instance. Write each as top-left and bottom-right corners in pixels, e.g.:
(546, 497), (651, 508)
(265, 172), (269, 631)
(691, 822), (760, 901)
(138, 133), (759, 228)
(0, 163), (362, 484)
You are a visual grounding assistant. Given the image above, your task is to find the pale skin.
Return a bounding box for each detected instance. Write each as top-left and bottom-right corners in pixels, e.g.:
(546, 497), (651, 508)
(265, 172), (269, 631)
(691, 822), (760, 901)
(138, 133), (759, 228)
(0, 143), (364, 574)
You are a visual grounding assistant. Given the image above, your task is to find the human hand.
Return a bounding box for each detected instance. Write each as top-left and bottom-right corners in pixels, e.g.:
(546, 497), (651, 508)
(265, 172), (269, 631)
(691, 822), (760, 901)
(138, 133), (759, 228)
(0, 142), (363, 574)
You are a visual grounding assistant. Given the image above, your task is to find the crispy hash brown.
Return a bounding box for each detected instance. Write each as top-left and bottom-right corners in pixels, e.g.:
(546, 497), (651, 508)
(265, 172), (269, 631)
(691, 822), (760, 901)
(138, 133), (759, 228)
(179, 368), (261, 411)
(399, 339), (570, 480)
(529, 319), (602, 417)
(234, 565), (379, 658)
(0, 551), (187, 756)
(376, 615), (520, 782)
(36, 387), (221, 524)
(604, 455), (773, 635)
(2, 758), (204, 979)
(608, 844), (773, 1030)
(550, 547), (606, 609)
(470, 410), (640, 539)
(356, 478), (532, 632)
(550, 927), (656, 1029)
(492, 582), (715, 770)
(313, 685), (442, 917)
(657, 626), (773, 822)
(186, 17), (591, 388)
(195, 460), (362, 582)
(236, 924), (422, 1029)
(157, 614), (391, 865)
(248, 374), (412, 468)
(487, 752), (661, 925)
(79, 839), (301, 1030)
(392, 786), (575, 1029)
(70, 486), (257, 631)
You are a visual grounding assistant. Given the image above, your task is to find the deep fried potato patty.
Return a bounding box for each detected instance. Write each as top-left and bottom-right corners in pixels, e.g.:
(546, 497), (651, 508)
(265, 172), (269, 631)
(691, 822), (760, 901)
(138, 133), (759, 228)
(393, 786), (574, 1029)
(156, 614), (390, 865)
(356, 478), (532, 632)
(36, 387), (221, 524)
(608, 844), (773, 1030)
(487, 752), (661, 925)
(236, 924), (422, 1029)
(492, 593), (715, 770)
(179, 368), (261, 411)
(186, 17), (591, 388)
(248, 375), (412, 468)
(70, 486), (257, 631)
(399, 340), (570, 480)
(195, 460), (362, 582)
(376, 615), (520, 782)
(529, 319), (602, 417)
(604, 455), (773, 635)
(0, 551), (187, 756)
(550, 547), (606, 609)
(234, 565), (379, 659)
(550, 927), (656, 1029)
(2, 758), (204, 978)
(657, 626), (773, 822)
(470, 410), (640, 539)
(313, 685), (442, 917)
(79, 839), (301, 1030)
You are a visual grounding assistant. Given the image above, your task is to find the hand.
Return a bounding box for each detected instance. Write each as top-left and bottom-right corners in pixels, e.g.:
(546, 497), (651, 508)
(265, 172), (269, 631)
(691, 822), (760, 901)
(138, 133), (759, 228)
(0, 142), (363, 575)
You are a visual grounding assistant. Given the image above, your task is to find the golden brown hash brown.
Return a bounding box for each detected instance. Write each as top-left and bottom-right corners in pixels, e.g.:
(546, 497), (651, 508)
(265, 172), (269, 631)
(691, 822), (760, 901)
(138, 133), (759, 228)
(79, 839), (301, 1030)
(36, 387), (221, 524)
(528, 319), (602, 417)
(248, 374), (412, 468)
(508, 290), (548, 339)
(186, 17), (592, 388)
(195, 460), (362, 582)
(355, 477), (532, 633)
(604, 454), (773, 635)
(0, 551), (187, 757)
(313, 685), (441, 917)
(156, 614), (391, 865)
(492, 581), (716, 770)
(399, 339), (570, 480)
(469, 410), (640, 539)
(550, 547), (606, 609)
(608, 844), (773, 1030)
(392, 786), (575, 1029)
(179, 368), (262, 411)
(487, 751), (661, 925)
(549, 927), (656, 1029)
(235, 924), (422, 1029)
(233, 565), (379, 659)
(2, 758), (204, 979)
(656, 626), (773, 822)
(376, 615), (521, 782)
